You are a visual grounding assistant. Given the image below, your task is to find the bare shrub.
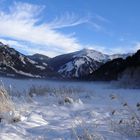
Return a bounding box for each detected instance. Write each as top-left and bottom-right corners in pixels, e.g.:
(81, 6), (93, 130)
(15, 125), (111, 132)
(0, 85), (15, 114)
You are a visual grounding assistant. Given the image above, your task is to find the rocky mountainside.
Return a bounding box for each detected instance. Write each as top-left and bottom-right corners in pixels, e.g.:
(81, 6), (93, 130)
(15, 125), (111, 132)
(0, 42), (56, 78)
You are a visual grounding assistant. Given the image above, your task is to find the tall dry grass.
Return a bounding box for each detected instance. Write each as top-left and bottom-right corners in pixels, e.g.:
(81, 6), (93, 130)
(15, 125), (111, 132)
(0, 85), (15, 114)
(0, 84), (20, 123)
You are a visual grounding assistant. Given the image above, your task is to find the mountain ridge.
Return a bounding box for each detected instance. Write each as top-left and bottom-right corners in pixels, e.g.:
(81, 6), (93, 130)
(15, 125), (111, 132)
(0, 42), (134, 80)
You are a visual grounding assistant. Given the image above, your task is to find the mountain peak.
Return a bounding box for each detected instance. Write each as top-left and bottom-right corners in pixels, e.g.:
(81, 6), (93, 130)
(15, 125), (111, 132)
(74, 48), (109, 63)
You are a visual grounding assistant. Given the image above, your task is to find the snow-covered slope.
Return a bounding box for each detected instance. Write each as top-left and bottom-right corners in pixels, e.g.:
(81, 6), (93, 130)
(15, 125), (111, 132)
(49, 49), (129, 79)
(59, 50), (109, 78)
(0, 42), (55, 78)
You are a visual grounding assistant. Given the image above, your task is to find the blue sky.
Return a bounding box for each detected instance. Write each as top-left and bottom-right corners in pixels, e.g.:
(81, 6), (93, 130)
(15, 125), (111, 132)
(0, 0), (140, 57)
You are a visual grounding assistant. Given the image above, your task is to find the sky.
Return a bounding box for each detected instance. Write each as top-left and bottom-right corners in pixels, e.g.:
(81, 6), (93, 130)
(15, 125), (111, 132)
(0, 0), (140, 57)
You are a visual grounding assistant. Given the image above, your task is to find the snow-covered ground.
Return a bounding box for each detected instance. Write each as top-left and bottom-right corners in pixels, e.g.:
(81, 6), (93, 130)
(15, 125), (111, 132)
(0, 77), (140, 140)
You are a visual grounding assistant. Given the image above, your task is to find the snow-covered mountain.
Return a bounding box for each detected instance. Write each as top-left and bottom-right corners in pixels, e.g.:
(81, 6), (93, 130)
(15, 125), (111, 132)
(57, 49), (108, 79)
(0, 42), (133, 79)
(48, 49), (129, 79)
(0, 42), (55, 78)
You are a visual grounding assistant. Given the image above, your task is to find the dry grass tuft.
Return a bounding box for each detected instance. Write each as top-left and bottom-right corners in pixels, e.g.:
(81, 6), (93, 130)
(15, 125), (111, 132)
(0, 84), (20, 123)
(0, 85), (15, 114)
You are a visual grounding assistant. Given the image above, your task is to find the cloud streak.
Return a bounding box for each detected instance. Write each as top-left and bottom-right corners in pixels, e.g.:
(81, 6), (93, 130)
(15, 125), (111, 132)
(47, 12), (90, 29)
(0, 2), (139, 57)
(0, 2), (84, 56)
(0, 2), (107, 57)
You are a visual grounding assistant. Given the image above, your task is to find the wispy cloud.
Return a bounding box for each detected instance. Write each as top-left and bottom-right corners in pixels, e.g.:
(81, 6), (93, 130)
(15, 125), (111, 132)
(0, 2), (138, 57)
(0, 2), (84, 56)
(88, 21), (103, 31)
(0, 2), (106, 57)
(46, 12), (107, 30)
(94, 14), (110, 23)
(47, 12), (90, 29)
(85, 13), (110, 31)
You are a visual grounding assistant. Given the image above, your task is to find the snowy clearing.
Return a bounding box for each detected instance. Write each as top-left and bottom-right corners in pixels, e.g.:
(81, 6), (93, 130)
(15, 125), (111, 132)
(0, 77), (140, 140)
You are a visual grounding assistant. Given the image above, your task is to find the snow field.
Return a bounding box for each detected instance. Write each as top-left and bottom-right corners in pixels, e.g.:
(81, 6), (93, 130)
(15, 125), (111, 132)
(0, 77), (140, 140)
